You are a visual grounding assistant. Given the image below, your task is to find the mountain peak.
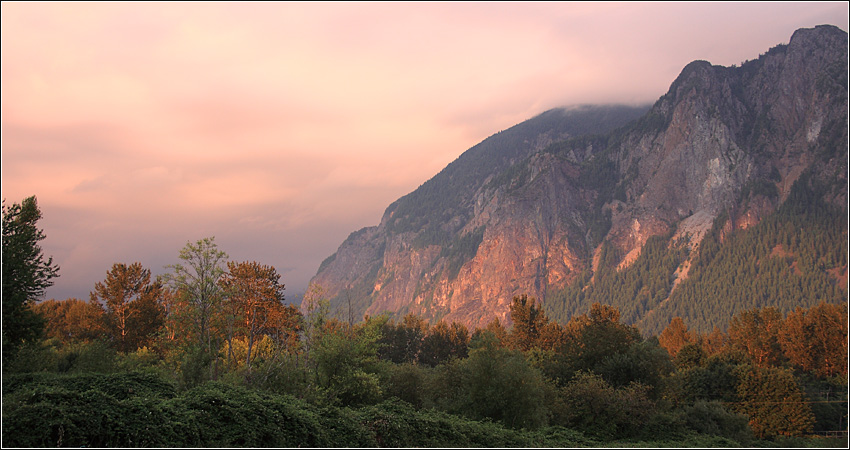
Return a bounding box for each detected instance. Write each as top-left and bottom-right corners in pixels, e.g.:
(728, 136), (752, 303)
(309, 26), (848, 332)
(789, 24), (847, 44)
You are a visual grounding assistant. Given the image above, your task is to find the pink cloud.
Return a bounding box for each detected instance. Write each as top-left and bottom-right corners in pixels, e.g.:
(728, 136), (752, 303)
(2, 2), (847, 301)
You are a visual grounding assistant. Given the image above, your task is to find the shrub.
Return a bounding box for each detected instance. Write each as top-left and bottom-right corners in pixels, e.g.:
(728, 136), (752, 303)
(681, 400), (754, 444)
(554, 371), (656, 439)
(425, 333), (551, 429)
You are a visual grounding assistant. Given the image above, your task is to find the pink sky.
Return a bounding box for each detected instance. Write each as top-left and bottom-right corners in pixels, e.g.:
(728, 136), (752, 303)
(2, 2), (847, 301)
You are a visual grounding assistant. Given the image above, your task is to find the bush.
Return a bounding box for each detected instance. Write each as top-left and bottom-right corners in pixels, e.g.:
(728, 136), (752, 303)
(62, 340), (118, 373)
(3, 367), (773, 448)
(553, 371), (656, 439)
(356, 398), (596, 448)
(1, 373), (367, 448)
(116, 346), (162, 372)
(681, 400), (754, 445)
(382, 362), (429, 408)
(424, 334), (552, 429)
(1, 372), (178, 447)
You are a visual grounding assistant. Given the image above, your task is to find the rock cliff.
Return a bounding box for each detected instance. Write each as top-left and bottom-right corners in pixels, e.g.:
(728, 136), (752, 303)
(309, 25), (848, 331)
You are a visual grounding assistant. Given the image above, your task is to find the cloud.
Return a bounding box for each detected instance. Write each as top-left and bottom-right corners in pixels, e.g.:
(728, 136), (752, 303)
(2, 2), (847, 300)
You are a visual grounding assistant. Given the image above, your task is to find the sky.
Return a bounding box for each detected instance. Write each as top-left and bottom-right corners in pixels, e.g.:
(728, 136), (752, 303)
(2, 2), (848, 302)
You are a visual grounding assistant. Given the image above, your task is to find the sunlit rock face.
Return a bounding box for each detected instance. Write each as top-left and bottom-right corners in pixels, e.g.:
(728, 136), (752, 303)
(309, 25), (848, 330)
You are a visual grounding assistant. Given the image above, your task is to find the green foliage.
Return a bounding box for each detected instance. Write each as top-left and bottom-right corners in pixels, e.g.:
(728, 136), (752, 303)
(674, 342), (707, 370)
(595, 339), (674, 398)
(310, 321), (383, 407)
(4, 338), (120, 375)
(5, 303), (842, 447)
(643, 177), (847, 335)
(179, 344), (215, 390)
(1, 371), (178, 448)
(679, 400), (754, 445)
(547, 234), (690, 326)
(377, 314), (427, 364)
(507, 294), (550, 352)
(675, 355), (740, 404)
(553, 371), (656, 439)
(425, 333), (551, 430)
(162, 237), (229, 355)
(557, 303), (642, 381)
(732, 365), (816, 439)
(381, 362), (428, 408)
(2, 371), (606, 448)
(356, 398), (601, 448)
(2, 196), (60, 365)
(418, 320), (469, 367)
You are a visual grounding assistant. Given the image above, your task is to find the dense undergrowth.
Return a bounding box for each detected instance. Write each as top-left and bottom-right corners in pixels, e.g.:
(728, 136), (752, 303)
(1, 370), (769, 448)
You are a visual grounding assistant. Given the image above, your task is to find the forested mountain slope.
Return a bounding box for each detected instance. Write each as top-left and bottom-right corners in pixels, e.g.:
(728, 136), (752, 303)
(310, 25), (848, 331)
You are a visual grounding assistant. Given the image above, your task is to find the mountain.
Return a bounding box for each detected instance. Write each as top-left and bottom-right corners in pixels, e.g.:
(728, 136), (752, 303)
(309, 25), (848, 334)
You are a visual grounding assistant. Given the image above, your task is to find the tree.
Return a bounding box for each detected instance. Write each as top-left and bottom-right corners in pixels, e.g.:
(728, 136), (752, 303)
(658, 316), (697, 358)
(2, 196), (60, 364)
(727, 307), (784, 368)
(428, 332), (551, 429)
(162, 237), (228, 355)
(219, 260), (286, 371)
(32, 298), (106, 343)
(419, 320), (469, 367)
(778, 302), (847, 378)
(378, 313), (427, 364)
(732, 365), (815, 438)
(508, 294), (550, 352)
(701, 326), (728, 357)
(90, 262), (165, 352)
(677, 355), (740, 404)
(311, 319), (383, 406)
(596, 339), (674, 397)
(674, 342), (707, 370)
(562, 303), (641, 375)
(475, 317), (509, 347)
(554, 371), (655, 439)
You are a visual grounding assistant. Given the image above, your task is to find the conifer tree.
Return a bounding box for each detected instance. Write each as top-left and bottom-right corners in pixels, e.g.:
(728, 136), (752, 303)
(2, 196), (59, 364)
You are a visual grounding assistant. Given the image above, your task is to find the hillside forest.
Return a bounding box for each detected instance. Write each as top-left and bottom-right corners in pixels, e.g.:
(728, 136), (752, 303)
(2, 195), (848, 448)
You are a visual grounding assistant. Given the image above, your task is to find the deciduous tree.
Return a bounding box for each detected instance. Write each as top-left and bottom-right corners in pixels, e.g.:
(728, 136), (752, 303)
(562, 303), (641, 374)
(419, 320), (469, 367)
(91, 262), (164, 352)
(658, 316), (697, 358)
(732, 364), (815, 438)
(701, 326), (728, 357)
(162, 237), (228, 355)
(727, 307), (784, 368)
(508, 294), (549, 351)
(378, 313), (427, 364)
(32, 298), (106, 343)
(778, 302), (847, 378)
(219, 260), (286, 370)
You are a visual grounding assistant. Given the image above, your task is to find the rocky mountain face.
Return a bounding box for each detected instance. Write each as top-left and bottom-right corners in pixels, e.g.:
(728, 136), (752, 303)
(309, 25), (848, 331)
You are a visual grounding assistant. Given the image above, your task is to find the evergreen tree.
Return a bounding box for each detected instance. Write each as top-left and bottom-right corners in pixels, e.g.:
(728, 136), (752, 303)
(2, 196), (60, 365)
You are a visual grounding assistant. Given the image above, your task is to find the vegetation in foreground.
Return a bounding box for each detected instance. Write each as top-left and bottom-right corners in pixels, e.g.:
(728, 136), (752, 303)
(2, 195), (847, 448)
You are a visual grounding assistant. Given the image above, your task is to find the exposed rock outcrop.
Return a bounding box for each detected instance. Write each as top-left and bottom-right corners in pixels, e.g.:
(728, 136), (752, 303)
(309, 25), (848, 330)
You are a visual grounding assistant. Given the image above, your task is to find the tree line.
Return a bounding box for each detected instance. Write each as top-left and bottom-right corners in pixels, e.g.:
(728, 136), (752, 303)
(3, 195), (847, 447)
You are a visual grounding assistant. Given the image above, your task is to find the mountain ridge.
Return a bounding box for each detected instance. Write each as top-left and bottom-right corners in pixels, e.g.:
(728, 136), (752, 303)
(309, 25), (848, 332)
